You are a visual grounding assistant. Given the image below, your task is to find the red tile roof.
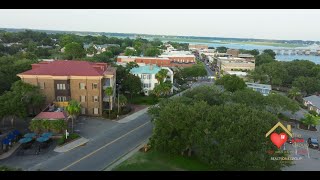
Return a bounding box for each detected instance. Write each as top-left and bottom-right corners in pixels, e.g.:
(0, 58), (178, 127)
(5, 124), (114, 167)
(19, 60), (108, 76)
(33, 112), (68, 120)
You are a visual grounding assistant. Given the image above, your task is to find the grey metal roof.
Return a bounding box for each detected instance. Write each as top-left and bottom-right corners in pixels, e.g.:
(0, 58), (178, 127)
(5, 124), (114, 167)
(245, 82), (271, 90)
(303, 95), (320, 108)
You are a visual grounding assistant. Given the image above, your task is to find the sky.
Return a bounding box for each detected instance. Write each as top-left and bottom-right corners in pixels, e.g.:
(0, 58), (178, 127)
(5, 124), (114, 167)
(0, 9), (319, 41)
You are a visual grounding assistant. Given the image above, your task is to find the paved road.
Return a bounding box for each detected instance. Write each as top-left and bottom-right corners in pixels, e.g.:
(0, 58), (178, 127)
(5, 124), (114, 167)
(27, 114), (152, 171)
(204, 64), (215, 77)
(0, 81), (214, 171)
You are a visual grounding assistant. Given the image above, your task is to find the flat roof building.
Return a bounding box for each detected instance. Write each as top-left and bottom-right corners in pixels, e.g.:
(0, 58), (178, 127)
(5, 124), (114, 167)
(246, 82), (272, 96)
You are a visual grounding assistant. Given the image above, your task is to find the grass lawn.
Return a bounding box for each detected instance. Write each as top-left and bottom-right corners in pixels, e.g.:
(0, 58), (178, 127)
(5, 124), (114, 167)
(113, 150), (213, 171)
(128, 95), (159, 105)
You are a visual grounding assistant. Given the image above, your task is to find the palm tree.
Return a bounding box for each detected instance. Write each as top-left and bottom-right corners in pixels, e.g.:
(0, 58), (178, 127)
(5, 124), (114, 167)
(288, 87), (301, 101)
(65, 100), (81, 133)
(105, 87), (113, 118)
(163, 81), (172, 96)
(155, 69), (168, 84)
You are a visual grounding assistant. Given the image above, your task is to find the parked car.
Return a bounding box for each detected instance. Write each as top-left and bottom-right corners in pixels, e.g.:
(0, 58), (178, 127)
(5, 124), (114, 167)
(307, 138), (319, 149)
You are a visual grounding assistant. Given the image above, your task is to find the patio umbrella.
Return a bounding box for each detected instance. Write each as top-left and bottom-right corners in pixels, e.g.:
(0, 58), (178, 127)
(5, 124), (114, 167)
(36, 136), (49, 143)
(41, 132), (53, 138)
(12, 130), (20, 136)
(19, 137), (32, 144)
(24, 133), (36, 138)
(7, 133), (15, 141)
(2, 138), (10, 145)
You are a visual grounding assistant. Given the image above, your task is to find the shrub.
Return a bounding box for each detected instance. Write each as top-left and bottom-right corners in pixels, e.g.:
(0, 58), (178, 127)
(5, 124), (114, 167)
(57, 136), (65, 146)
(102, 110), (118, 119)
(69, 133), (80, 140)
(120, 106), (132, 115)
(309, 110), (318, 116)
(57, 133), (80, 146)
(29, 119), (67, 134)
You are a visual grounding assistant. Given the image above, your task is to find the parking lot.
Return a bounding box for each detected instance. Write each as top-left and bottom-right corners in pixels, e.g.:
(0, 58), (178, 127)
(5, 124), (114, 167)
(0, 117), (119, 170)
(282, 125), (320, 171)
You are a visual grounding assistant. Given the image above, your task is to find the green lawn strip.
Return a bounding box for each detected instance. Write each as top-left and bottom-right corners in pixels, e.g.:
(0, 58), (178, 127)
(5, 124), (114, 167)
(113, 150), (212, 171)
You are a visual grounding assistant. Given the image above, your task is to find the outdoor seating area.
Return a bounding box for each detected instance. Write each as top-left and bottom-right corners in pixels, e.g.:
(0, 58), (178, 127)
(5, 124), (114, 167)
(17, 132), (54, 155)
(1, 130), (21, 153)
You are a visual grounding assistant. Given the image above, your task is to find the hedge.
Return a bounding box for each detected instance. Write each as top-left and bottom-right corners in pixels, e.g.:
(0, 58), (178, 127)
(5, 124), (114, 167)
(29, 119), (67, 134)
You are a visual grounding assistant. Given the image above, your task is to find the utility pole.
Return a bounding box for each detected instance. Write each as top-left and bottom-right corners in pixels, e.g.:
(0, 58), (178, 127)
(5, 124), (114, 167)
(118, 87), (120, 114)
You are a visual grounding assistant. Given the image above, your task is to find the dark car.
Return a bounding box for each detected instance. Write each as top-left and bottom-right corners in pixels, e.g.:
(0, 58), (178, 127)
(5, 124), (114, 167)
(307, 138), (319, 149)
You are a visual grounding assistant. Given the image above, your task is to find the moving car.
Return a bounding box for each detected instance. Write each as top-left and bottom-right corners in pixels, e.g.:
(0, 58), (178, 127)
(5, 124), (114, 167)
(307, 137), (319, 149)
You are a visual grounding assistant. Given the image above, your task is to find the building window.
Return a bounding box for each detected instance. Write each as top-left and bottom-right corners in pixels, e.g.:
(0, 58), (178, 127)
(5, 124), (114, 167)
(147, 74), (151, 79)
(80, 83), (86, 89)
(92, 83), (98, 89)
(81, 108), (86, 115)
(104, 78), (111, 87)
(142, 74), (146, 79)
(80, 96), (86, 102)
(38, 82), (45, 89)
(57, 96), (67, 102)
(94, 108), (99, 115)
(93, 96), (99, 102)
(143, 83), (150, 88)
(57, 84), (66, 90)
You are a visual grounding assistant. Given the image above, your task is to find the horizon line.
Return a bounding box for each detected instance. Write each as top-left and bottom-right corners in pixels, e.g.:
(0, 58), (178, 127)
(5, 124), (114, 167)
(0, 27), (318, 43)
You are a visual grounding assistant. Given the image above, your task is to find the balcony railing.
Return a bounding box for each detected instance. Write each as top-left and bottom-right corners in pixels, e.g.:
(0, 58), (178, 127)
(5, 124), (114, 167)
(53, 101), (69, 107)
(103, 96), (113, 102)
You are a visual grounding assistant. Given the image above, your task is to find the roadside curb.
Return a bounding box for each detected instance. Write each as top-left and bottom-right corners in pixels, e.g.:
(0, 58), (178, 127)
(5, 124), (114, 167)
(103, 139), (149, 171)
(54, 137), (89, 153)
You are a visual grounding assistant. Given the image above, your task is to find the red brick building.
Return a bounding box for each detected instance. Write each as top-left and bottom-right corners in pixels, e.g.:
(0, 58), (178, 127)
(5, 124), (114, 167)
(117, 55), (195, 67)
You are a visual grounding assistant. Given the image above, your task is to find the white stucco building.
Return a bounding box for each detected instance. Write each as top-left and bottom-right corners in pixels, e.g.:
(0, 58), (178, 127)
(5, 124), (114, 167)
(130, 65), (174, 96)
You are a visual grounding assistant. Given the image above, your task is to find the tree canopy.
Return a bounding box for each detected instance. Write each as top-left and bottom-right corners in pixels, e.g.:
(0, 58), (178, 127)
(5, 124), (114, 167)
(121, 73), (142, 98)
(255, 53), (276, 66)
(215, 74), (246, 92)
(216, 46), (228, 53)
(148, 85), (292, 170)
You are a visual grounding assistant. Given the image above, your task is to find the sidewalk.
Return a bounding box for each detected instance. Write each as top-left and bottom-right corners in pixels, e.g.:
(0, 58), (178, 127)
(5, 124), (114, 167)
(54, 137), (89, 153)
(0, 142), (21, 160)
(117, 108), (149, 124)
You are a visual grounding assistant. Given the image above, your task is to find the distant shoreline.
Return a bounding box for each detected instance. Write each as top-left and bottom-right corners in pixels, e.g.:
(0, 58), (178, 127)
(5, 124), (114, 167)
(155, 37), (302, 48)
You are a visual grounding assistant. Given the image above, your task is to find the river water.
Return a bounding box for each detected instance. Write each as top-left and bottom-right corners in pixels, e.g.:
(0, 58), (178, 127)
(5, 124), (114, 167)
(179, 41), (320, 64)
